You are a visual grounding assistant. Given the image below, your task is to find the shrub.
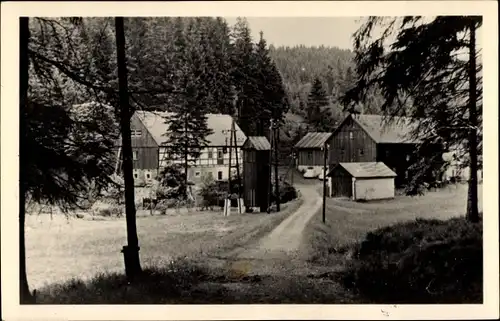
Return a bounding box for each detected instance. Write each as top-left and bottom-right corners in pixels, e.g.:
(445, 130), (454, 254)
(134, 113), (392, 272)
(96, 205), (123, 218)
(198, 176), (241, 208)
(156, 165), (187, 200)
(271, 180), (298, 205)
(341, 217), (483, 303)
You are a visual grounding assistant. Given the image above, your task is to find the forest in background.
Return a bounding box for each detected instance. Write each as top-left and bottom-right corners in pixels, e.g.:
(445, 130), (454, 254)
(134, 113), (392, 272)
(28, 17), (387, 163)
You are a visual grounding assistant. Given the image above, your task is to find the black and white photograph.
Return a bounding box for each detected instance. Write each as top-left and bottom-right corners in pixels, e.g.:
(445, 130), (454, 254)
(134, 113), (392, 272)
(1, 1), (498, 320)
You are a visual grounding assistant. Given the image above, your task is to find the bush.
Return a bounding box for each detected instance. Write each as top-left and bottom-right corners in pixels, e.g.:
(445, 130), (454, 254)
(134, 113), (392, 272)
(199, 176), (242, 208)
(271, 180), (298, 205)
(96, 204), (123, 218)
(341, 217), (482, 303)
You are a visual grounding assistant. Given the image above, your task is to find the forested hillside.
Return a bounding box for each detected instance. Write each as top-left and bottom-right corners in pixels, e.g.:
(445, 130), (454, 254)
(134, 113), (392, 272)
(28, 16), (385, 160)
(269, 45), (385, 122)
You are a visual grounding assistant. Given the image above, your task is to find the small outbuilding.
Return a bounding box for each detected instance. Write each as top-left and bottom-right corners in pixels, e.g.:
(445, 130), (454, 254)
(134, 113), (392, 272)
(241, 136), (271, 212)
(294, 132), (332, 176)
(327, 162), (397, 201)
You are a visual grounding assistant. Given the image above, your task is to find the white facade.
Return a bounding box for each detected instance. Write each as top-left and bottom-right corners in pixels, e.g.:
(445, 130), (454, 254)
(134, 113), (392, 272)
(353, 177), (395, 201)
(159, 146), (243, 182)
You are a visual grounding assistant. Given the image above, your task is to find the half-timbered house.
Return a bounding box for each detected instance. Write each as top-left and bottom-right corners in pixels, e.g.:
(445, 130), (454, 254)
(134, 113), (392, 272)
(115, 111), (246, 184)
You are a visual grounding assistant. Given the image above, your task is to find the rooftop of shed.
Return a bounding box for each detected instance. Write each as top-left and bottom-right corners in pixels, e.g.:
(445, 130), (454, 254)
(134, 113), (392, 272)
(294, 132), (332, 149)
(329, 162), (397, 178)
(242, 136), (271, 150)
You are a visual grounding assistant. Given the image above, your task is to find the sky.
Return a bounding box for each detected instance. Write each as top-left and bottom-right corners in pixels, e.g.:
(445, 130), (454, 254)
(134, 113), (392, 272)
(223, 17), (363, 50)
(223, 17), (483, 52)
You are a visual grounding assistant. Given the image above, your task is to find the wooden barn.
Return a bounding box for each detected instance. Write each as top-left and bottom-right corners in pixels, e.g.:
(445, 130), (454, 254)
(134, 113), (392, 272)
(328, 114), (427, 188)
(294, 132), (332, 176)
(328, 162), (397, 201)
(241, 136), (271, 212)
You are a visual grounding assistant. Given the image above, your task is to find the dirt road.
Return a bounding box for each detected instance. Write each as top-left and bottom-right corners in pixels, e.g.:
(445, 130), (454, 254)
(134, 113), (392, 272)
(215, 183), (323, 276)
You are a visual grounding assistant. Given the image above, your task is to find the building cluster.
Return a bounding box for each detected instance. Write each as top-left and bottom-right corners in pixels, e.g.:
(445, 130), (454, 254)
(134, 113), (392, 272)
(116, 111), (478, 206)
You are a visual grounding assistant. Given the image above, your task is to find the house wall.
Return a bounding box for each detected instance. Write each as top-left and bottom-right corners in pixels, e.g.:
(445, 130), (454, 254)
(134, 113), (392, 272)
(376, 143), (416, 188)
(242, 150), (271, 211)
(329, 166), (353, 198)
(115, 114), (159, 171)
(354, 177), (395, 201)
(158, 146), (243, 182)
(297, 149), (325, 172)
(329, 117), (377, 167)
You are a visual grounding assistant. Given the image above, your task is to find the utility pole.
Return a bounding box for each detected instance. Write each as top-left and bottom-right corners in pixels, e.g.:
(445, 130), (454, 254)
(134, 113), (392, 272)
(273, 120), (280, 212)
(115, 17), (142, 280)
(322, 143), (328, 223)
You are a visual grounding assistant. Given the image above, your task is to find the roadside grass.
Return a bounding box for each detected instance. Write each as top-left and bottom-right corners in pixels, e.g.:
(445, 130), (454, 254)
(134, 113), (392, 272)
(26, 198), (302, 292)
(305, 183), (483, 266)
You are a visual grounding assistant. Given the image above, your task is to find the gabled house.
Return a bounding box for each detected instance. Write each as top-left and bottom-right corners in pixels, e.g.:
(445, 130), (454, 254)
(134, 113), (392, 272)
(293, 132), (332, 176)
(328, 114), (427, 188)
(115, 111), (247, 184)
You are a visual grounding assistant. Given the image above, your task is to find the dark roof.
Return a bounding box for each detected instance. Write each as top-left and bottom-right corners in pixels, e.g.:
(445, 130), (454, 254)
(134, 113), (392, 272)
(335, 114), (421, 144)
(242, 136), (271, 150)
(135, 111), (247, 146)
(329, 162), (397, 178)
(294, 132), (332, 149)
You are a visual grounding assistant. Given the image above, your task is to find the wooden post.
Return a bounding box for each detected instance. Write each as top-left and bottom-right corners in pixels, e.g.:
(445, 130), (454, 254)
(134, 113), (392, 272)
(115, 17), (142, 279)
(322, 143), (328, 223)
(274, 123), (280, 213)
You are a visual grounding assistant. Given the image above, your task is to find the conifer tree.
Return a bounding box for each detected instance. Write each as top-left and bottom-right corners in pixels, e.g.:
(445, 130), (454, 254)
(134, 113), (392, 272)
(306, 78), (334, 132)
(343, 16), (483, 221)
(231, 17), (260, 135)
(164, 18), (213, 191)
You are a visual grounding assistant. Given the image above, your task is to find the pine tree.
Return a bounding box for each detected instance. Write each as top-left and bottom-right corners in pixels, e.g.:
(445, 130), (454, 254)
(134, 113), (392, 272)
(231, 17), (260, 135)
(344, 16), (483, 221)
(306, 78), (333, 131)
(164, 18), (213, 191)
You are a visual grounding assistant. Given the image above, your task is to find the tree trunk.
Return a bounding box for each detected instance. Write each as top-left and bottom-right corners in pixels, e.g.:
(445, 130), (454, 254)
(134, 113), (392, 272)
(19, 16), (36, 305)
(184, 117), (189, 198)
(115, 17), (142, 279)
(466, 19), (479, 223)
(274, 124), (280, 212)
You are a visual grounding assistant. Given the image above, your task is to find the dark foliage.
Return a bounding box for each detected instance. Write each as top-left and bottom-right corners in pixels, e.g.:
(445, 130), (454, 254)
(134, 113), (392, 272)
(270, 181), (298, 205)
(342, 217), (483, 303)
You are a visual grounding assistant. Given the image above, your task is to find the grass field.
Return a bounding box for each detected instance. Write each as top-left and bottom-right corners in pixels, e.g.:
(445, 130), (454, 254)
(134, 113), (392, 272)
(305, 183), (483, 265)
(25, 199), (302, 290)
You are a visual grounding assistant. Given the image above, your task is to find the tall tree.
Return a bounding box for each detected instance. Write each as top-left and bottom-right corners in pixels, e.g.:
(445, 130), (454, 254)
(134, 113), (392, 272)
(22, 17), (120, 302)
(19, 16), (35, 304)
(164, 18), (213, 190)
(254, 31), (290, 137)
(343, 16), (482, 221)
(231, 17), (260, 135)
(115, 17), (142, 279)
(306, 78), (334, 131)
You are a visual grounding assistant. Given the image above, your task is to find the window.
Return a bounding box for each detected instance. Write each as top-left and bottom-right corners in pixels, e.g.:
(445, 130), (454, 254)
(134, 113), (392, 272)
(208, 149), (213, 159)
(217, 148), (224, 165)
(340, 148), (345, 155)
(195, 172), (201, 177)
(133, 151), (138, 160)
(307, 151), (313, 159)
(349, 132), (354, 140)
(359, 149), (364, 156)
(134, 173), (138, 179)
(146, 173), (151, 179)
(131, 129), (142, 137)
(217, 171), (223, 180)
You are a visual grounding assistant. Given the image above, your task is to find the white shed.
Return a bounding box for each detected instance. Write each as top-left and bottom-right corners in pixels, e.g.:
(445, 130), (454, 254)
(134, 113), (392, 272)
(328, 162), (397, 201)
